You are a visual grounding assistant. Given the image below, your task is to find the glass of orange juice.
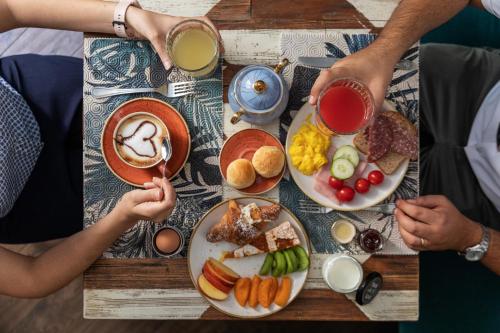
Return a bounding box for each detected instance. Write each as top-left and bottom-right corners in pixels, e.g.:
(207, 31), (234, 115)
(166, 19), (220, 78)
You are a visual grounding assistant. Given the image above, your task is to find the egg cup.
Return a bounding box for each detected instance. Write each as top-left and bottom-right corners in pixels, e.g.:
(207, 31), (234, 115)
(152, 225), (185, 258)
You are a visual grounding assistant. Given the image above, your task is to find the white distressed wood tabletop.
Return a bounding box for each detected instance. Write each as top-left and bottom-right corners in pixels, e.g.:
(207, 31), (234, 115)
(83, 0), (419, 321)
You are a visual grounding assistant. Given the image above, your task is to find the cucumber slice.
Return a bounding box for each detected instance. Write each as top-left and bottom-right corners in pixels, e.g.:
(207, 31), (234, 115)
(259, 253), (274, 275)
(333, 145), (359, 167)
(272, 251), (286, 277)
(283, 250), (294, 275)
(330, 158), (355, 180)
(293, 246), (310, 271)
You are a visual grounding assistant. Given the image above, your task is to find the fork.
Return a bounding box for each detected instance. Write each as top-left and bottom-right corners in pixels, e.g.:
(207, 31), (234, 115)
(298, 200), (396, 215)
(90, 79), (219, 99)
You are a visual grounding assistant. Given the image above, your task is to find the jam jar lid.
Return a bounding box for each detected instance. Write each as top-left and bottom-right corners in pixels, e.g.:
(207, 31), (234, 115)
(355, 272), (383, 305)
(234, 65), (283, 112)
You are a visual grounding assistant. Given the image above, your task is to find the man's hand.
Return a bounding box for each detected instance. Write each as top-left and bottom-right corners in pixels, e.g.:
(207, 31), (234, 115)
(309, 44), (397, 113)
(395, 195), (483, 251)
(115, 177), (176, 225)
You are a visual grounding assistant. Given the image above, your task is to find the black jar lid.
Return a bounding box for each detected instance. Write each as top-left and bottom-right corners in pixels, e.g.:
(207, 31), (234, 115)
(355, 272), (383, 305)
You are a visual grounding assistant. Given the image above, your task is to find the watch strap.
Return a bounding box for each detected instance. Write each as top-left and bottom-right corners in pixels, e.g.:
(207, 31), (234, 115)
(113, 0), (141, 38)
(460, 224), (490, 261)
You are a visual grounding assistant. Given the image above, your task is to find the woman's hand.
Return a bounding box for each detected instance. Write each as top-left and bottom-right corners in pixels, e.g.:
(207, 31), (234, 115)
(115, 177), (176, 225)
(395, 195), (483, 252)
(125, 7), (222, 70)
(309, 44), (396, 113)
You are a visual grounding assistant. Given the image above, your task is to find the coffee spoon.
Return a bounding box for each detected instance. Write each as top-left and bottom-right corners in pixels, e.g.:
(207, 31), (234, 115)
(160, 137), (173, 179)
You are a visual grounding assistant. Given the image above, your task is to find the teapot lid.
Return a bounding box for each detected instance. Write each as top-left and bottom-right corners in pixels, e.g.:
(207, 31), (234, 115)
(234, 65), (283, 111)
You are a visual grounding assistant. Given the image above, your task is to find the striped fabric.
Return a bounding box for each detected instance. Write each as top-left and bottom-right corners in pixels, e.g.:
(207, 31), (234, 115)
(0, 76), (43, 217)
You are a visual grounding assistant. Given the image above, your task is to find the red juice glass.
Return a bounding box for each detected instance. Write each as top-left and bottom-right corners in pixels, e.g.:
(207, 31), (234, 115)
(316, 78), (375, 136)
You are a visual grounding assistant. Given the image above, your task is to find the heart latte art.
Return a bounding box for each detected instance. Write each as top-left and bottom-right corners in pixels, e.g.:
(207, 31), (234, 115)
(114, 114), (168, 168)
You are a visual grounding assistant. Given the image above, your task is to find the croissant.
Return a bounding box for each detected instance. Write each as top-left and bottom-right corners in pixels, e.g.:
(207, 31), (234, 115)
(206, 200), (281, 245)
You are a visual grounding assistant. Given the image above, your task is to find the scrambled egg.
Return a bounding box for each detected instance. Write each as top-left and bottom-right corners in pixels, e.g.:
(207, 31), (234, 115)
(288, 118), (331, 175)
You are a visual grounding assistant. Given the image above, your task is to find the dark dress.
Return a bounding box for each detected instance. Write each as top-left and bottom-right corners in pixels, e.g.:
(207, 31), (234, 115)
(0, 54), (83, 243)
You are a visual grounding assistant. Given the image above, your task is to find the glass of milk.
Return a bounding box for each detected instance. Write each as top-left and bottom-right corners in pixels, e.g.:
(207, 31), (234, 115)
(322, 254), (363, 293)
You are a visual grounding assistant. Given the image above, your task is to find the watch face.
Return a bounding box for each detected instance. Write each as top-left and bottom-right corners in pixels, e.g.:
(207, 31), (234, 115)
(465, 249), (484, 261)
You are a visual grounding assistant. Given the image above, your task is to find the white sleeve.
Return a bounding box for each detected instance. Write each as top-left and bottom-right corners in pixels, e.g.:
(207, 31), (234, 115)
(482, 0), (500, 18)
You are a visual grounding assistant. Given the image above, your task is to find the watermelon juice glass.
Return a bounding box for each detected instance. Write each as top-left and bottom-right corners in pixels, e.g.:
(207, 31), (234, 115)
(316, 78), (375, 136)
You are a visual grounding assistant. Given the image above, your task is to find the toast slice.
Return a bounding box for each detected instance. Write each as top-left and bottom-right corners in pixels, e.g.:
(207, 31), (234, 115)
(353, 130), (407, 175)
(225, 222), (301, 259)
(382, 111), (417, 137)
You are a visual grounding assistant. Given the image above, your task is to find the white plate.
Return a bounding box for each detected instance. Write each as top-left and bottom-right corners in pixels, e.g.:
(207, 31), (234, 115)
(188, 197), (311, 318)
(285, 102), (409, 211)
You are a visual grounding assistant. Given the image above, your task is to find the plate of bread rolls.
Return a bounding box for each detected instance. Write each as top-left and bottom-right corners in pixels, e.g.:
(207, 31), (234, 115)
(219, 129), (285, 194)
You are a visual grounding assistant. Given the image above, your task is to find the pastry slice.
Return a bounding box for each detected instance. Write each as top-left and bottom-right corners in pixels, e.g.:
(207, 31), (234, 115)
(206, 201), (281, 245)
(226, 221), (301, 258)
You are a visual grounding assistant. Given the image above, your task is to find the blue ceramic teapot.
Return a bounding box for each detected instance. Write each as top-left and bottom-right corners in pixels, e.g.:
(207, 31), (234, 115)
(228, 59), (289, 125)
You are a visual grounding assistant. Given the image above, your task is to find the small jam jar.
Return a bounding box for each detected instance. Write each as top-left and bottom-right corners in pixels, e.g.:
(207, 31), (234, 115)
(358, 228), (384, 253)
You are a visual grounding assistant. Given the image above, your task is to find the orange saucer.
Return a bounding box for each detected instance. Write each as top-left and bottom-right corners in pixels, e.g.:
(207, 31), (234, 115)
(101, 98), (190, 187)
(219, 129), (285, 194)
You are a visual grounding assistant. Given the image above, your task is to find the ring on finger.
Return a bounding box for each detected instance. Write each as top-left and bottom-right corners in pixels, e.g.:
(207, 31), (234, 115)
(420, 237), (426, 248)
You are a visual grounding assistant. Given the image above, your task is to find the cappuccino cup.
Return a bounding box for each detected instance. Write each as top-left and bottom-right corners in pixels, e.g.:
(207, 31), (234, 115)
(113, 112), (169, 169)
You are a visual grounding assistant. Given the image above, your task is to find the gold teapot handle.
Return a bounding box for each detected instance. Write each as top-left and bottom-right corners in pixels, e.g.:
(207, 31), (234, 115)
(230, 109), (246, 125)
(274, 58), (289, 74)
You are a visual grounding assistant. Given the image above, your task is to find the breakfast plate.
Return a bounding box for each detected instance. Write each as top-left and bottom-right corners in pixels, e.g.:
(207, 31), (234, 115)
(188, 197), (311, 318)
(219, 129), (285, 195)
(285, 102), (409, 211)
(101, 98), (190, 187)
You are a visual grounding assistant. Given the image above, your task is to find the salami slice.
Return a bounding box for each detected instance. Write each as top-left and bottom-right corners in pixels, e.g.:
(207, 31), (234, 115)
(381, 112), (418, 160)
(389, 124), (418, 160)
(367, 114), (393, 162)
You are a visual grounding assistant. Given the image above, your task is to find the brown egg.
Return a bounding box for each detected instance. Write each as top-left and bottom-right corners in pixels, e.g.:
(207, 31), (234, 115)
(155, 228), (181, 254)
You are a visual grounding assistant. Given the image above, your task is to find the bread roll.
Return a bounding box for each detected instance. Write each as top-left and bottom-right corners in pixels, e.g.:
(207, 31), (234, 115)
(252, 146), (285, 178)
(226, 159), (256, 189)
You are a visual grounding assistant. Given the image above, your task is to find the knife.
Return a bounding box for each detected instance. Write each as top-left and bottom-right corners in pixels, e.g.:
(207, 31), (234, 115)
(298, 56), (417, 71)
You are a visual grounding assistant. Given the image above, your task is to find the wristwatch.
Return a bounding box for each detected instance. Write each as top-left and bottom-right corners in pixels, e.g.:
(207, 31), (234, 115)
(113, 0), (142, 38)
(459, 224), (490, 261)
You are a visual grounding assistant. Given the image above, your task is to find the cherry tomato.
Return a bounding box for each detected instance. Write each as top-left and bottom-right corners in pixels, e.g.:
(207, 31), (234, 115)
(336, 186), (355, 202)
(328, 176), (344, 190)
(355, 178), (371, 193)
(368, 170), (384, 185)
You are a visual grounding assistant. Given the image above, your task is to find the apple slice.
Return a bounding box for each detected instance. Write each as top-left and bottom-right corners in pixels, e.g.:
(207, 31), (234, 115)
(203, 262), (235, 286)
(207, 257), (240, 283)
(198, 274), (229, 301)
(202, 266), (233, 294)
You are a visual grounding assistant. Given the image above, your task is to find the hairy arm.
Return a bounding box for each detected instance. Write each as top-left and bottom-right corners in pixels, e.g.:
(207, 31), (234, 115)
(310, 0), (486, 107)
(373, 0), (484, 66)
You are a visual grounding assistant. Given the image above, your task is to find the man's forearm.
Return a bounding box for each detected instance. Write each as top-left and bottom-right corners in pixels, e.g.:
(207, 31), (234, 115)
(370, 0), (472, 65)
(1, 0), (116, 33)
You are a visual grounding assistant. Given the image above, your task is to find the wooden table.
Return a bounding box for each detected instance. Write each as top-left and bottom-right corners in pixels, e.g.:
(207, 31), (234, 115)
(84, 0), (419, 321)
